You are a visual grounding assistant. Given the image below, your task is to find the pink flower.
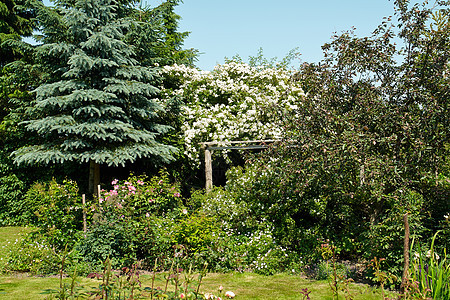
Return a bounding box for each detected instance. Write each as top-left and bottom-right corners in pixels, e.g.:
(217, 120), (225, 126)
(111, 179), (118, 185)
(179, 293), (186, 299)
(137, 180), (144, 185)
(174, 192), (181, 197)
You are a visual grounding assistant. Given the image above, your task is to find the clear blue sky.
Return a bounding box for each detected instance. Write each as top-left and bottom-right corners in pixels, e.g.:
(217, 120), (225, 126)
(42, 0), (397, 70)
(147, 0), (396, 70)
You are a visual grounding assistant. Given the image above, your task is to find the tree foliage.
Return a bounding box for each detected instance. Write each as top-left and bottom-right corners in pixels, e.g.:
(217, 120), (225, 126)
(0, 0), (35, 66)
(13, 0), (177, 171)
(203, 0), (449, 275)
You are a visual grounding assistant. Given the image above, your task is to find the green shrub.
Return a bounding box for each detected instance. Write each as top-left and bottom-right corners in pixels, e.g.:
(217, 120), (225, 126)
(78, 173), (184, 269)
(170, 212), (220, 255)
(24, 179), (84, 250)
(362, 189), (428, 283)
(76, 218), (135, 269)
(0, 174), (26, 225)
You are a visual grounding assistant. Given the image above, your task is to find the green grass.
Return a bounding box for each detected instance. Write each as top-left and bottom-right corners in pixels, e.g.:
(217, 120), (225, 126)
(0, 227), (392, 299)
(0, 272), (390, 300)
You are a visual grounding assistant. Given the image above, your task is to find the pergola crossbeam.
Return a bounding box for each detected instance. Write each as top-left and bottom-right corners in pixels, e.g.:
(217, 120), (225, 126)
(201, 139), (279, 192)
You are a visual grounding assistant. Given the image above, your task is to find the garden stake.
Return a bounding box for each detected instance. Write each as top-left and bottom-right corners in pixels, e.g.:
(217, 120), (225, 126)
(174, 262), (179, 297)
(151, 258), (157, 300)
(82, 194), (87, 233)
(184, 263), (193, 295)
(400, 213), (410, 294)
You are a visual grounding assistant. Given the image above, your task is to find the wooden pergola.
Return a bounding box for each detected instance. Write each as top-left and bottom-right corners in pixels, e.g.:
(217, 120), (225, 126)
(199, 140), (278, 192)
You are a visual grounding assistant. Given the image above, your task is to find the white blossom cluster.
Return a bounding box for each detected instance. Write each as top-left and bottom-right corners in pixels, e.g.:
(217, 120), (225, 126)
(161, 62), (306, 165)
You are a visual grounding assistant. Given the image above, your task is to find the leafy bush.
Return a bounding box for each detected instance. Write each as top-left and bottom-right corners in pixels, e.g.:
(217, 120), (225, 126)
(362, 190), (429, 282)
(0, 174), (26, 225)
(23, 179), (84, 250)
(170, 212), (220, 255)
(76, 201), (136, 269)
(77, 173), (184, 268)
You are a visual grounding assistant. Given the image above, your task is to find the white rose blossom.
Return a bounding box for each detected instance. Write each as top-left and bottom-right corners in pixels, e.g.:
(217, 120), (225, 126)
(161, 62), (306, 165)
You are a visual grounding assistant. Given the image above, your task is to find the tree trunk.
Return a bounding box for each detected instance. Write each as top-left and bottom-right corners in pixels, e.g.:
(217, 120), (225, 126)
(88, 161), (101, 197)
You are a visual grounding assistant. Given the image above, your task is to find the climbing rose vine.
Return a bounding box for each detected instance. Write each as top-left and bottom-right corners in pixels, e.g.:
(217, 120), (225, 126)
(161, 62), (306, 165)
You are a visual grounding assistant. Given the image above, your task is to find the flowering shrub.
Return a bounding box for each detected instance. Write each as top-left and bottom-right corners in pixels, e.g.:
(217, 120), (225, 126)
(170, 213), (220, 255)
(78, 172), (185, 268)
(161, 62), (306, 165)
(101, 172), (183, 216)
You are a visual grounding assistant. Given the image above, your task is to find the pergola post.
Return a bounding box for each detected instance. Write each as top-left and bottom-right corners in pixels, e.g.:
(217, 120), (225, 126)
(201, 140), (277, 193)
(205, 148), (213, 192)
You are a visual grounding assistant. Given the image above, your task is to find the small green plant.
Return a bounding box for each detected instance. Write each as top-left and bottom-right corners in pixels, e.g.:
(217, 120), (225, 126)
(404, 231), (449, 300)
(368, 257), (397, 299)
(299, 287), (311, 300)
(320, 240), (354, 300)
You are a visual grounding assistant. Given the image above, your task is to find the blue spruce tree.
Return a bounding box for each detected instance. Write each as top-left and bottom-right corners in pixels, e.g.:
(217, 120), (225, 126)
(13, 0), (177, 193)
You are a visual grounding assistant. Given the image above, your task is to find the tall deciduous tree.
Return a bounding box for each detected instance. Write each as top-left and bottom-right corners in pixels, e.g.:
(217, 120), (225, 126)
(125, 0), (197, 68)
(13, 0), (177, 194)
(223, 0), (448, 271)
(0, 0), (35, 66)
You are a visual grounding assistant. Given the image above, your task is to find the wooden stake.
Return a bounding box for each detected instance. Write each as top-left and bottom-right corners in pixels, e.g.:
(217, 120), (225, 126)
(400, 213), (410, 294)
(97, 185), (101, 202)
(82, 194), (87, 233)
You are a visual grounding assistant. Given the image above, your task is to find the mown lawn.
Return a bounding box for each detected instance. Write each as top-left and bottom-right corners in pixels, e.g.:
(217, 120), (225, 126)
(0, 227), (393, 299)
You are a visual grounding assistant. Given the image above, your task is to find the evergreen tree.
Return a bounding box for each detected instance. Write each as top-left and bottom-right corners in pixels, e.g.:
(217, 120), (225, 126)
(13, 0), (177, 193)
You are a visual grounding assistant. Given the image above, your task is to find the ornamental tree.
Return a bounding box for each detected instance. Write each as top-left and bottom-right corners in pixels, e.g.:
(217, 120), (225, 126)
(222, 0), (449, 271)
(13, 0), (177, 194)
(161, 61), (305, 165)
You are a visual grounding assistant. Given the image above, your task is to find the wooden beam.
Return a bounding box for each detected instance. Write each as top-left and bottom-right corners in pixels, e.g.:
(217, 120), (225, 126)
(200, 139), (278, 146)
(201, 139), (279, 193)
(207, 145), (269, 150)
